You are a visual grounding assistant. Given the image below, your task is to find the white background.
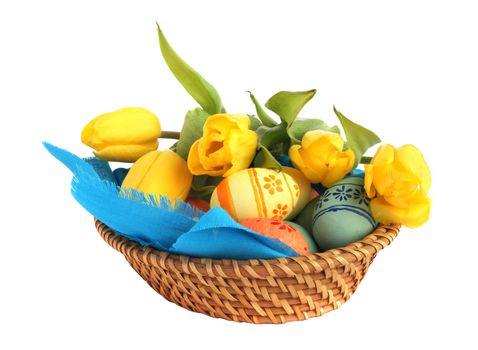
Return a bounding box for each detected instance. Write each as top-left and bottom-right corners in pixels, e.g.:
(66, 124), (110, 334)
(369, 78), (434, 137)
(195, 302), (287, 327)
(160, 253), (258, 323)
(1, 0), (476, 349)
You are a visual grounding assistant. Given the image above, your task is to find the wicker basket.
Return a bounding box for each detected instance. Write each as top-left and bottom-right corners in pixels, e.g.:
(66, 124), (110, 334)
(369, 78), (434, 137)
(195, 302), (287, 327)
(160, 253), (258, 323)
(95, 219), (399, 324)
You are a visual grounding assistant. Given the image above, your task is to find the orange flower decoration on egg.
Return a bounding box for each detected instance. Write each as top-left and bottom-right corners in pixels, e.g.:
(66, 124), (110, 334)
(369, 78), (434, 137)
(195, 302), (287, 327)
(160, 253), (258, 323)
(263, 175), (284, 195)
(272, 204), (289, 220)
(270, 220), (295, 233)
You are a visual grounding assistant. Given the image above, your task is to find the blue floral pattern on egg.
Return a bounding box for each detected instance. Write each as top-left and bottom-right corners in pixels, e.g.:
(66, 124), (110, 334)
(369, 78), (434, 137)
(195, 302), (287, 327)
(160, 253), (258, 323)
(312, 176), (376, 250)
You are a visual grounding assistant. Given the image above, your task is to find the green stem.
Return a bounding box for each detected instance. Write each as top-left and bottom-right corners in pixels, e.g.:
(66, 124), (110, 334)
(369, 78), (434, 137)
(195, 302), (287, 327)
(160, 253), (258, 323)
(160, 131), (180, 139)
(360, 156), (372, 164)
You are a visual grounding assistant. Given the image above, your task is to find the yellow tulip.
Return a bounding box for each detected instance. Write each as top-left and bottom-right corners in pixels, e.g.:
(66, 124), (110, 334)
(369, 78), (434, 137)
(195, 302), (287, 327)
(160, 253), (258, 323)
(81, 107), (161, 162)
(364, 144), (431, 228)
(288, 130), (355, 187)
(121, 150), (192, 202)
(187, 114), (258, 177)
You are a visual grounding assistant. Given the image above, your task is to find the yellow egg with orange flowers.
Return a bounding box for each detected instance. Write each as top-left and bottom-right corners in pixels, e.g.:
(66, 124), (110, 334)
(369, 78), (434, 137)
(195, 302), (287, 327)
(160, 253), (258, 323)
(281, 167), (311, 219)
(210, 168), (300, 222)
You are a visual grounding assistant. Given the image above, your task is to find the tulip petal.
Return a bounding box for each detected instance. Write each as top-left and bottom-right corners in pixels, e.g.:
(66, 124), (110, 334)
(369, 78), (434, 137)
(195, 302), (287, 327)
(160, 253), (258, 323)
(188, 114), (256, 177)
(370, 145), (396, 196)
(81, 118), (101, 149)
(188, 140), (230, 177)
(187, 140), (207, 175)
(88, 108), (161, 145)
(289, 130), (354, 186)
(383, 177), (421, 208)
(224, 128), (257, 177)
(289, 145), (322, 183)
(204, 114), (250, 134)
(371, 144), (395, 166)
(370, 196), (431, 228)
(396, 144), (432, 195)
(321, 149), (355, 187)
(81, 107), (161, 162)
(93, 140), (158, 163)
(364, 164), (376, 198)
(301, 129), (343, 150)
(199, 133), (229, 170)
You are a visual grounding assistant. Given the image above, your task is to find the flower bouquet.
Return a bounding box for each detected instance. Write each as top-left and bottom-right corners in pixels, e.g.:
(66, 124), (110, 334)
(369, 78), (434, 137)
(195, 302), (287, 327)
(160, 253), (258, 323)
(45, 25), (431, 324)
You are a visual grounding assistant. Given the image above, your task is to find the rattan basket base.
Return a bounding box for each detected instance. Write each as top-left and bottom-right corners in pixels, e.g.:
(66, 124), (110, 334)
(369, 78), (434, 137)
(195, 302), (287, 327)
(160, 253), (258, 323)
(95, 219), (399, 324)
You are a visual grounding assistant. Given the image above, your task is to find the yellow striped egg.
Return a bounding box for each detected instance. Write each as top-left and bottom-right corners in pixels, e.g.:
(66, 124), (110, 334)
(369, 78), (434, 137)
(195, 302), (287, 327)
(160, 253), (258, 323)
(210, 168), (300, 221)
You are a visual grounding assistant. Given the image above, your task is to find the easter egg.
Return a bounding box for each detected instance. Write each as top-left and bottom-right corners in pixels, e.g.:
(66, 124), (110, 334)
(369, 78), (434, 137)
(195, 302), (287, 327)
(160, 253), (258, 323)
(282, 167), (311, 219)
(294, 197), (319, 236)
(312, 176), (377, 250)
(186, 198), (210, 213)
(210, 168), (300, 222)
(240, 218), (310, 256)
(309, 188), (319, 201)
(285, 221), (319, 254)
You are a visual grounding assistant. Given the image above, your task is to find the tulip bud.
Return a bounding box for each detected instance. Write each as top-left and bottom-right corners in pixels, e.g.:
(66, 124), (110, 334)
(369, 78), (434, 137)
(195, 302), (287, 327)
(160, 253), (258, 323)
(364, 144), (431, 228)
(121, 150), (192, 202)
(81, 107), (161, 162)
(289, 130), (355, 187)
(187, 114), (258, 177)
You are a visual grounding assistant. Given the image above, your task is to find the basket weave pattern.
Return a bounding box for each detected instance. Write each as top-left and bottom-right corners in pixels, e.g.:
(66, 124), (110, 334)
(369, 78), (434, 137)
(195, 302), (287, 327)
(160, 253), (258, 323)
(95, 219), (399, 324)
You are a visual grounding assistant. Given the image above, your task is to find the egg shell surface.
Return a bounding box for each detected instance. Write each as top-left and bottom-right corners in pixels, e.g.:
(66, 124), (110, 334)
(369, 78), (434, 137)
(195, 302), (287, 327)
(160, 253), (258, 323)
(294, 197), (319, 235)
(281, 167), (311, 219)
(309, 188), (319, 201)
(186, 198), (210, 213)
(285, 221), (319, 254)
(240, 218), (310, 256)
(210, 168), (300, 222)
(313, 176), (376, 250)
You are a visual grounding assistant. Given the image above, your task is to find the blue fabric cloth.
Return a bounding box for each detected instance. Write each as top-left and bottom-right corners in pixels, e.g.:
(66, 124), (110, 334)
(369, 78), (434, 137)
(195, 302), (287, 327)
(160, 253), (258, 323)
(277, 154), (293, 168)
(349, 168), (365, 178)
(113, 168), (129, 186)
(43, 142), (298, 259)
(84, 158), (117, 183)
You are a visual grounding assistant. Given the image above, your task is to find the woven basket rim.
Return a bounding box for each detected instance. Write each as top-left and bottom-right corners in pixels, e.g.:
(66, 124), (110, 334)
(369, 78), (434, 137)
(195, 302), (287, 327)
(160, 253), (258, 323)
(95, 219), (400, 279)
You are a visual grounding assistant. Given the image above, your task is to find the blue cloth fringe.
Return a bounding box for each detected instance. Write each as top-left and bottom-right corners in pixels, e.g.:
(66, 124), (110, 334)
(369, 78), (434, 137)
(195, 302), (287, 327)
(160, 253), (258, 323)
(43, 142), (298, 259)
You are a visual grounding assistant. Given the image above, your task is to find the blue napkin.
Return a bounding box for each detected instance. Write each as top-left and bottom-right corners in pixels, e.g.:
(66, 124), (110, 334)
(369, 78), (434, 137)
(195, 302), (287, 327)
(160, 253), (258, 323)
(113, 168), (129, 186)
(43, 142), (298, 259)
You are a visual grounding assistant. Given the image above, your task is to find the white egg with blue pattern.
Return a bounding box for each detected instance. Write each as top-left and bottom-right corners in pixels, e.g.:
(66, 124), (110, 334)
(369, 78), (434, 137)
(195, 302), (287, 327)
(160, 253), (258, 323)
(312, 176), (376, 250)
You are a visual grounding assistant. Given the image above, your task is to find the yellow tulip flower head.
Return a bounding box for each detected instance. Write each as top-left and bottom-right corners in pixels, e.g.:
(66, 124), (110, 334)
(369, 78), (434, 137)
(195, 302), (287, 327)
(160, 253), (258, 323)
(187, 114), (258, 177)
(81, 107), (161, 162)
(121, 150), (192, 203)
(364, 144), (431, 228)
(289, 130), (355, 187)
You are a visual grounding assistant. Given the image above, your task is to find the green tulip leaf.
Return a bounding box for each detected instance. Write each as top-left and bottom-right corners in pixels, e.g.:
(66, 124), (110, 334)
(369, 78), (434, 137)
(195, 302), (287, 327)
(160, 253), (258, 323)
(247, 91), (277, 127)
(169, 141), (178, 152)
(248, 115), (262, 131)
(287, 118), (340, 144)
(189, 175), (222, 200)
(157, 24), (225, 115)
(256, 123), (289, 149)
(176, 108), (210, 160)
(333, 106), (381, 167)
(253, 145), (282, 170)
(265, 89), (316, 125)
